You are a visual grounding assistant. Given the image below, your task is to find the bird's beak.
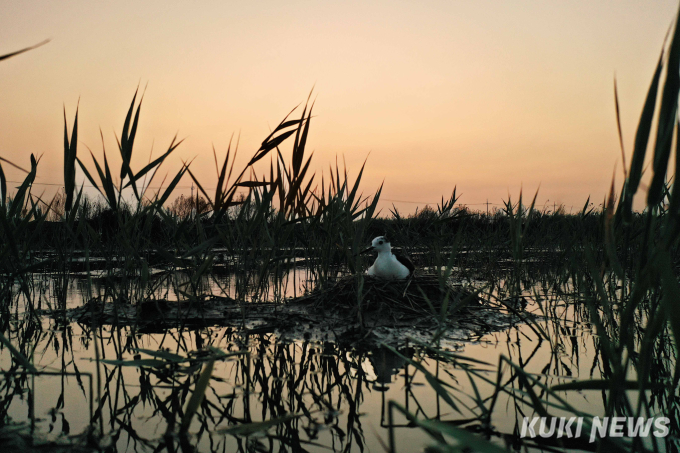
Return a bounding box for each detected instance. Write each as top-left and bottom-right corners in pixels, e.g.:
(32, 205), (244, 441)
(359, 246), (375, 255)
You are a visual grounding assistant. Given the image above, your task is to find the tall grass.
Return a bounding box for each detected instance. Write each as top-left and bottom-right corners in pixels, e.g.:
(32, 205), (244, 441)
(382, 6), (680, 452)
(1, 20), (680, 452)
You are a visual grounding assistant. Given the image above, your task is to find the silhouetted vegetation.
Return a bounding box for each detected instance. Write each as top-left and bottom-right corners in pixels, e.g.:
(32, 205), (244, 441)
(2, 13), (680, 451)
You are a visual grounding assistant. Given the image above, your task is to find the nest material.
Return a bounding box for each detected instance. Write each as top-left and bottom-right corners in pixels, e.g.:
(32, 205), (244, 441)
(48, 274), (488, 334)
(57, 295), (243, 330)
(306, 273), (481, 320)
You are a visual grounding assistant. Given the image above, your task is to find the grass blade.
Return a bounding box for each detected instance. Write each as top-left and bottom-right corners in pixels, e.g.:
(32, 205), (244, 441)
(648, 7), (680, 205)
(180, 359), (215, 433)
(0, 39), (49, 61)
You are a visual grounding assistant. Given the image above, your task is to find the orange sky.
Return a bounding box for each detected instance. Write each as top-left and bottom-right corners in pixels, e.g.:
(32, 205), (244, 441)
(1, 0), (678, 214)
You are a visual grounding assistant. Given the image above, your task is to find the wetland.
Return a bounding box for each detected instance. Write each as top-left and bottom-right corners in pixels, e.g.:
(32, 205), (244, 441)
(3, 22), (680, 452)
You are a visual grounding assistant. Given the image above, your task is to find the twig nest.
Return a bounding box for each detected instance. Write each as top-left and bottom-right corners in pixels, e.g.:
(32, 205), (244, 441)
(307, 273), (481, 317)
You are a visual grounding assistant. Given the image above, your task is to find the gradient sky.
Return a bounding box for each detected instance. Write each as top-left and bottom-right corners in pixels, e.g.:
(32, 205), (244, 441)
(1, 0), (678, 214)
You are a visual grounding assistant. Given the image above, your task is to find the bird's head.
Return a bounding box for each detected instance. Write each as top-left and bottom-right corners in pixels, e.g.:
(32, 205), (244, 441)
(360, 236), (391, 255)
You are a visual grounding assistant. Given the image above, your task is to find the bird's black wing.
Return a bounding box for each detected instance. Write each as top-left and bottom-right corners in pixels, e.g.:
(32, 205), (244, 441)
(394, 252), (415, 275)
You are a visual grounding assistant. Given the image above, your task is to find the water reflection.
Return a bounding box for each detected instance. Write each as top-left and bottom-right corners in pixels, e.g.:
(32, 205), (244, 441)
(367, 346), (414, 392)
(0, 269), (675, 452)
(0, 322), (601, 451)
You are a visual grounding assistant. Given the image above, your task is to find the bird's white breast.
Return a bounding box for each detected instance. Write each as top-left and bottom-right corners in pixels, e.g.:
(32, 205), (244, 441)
(368, 253), (410, 279)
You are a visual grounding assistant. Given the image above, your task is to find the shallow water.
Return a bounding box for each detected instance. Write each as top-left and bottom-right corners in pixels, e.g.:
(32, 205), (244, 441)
(0, 269), (672, 452)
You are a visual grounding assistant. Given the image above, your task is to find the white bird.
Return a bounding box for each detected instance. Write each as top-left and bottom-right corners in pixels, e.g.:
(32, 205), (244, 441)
(362, 236), (415, 279)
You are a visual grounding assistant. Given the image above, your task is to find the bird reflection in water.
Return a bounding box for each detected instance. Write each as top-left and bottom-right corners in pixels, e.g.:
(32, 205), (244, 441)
(368, 345), (415, 391)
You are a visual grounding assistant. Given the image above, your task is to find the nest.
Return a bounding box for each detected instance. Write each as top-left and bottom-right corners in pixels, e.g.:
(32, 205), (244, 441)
(303, 273), (482, 321)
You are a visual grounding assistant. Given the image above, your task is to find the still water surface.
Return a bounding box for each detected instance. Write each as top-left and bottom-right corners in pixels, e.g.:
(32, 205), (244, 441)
(0, 270), (651, 452)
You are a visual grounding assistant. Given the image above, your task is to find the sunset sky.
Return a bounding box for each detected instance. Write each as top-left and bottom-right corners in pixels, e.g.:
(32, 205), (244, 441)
(1, 0), (678, 214)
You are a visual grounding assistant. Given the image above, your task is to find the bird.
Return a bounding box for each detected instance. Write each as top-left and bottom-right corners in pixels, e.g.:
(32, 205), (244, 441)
(361, 236), (415, 279)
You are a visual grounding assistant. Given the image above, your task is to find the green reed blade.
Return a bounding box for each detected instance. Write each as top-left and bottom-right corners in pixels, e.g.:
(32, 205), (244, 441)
(293, 101), (314, 179)
(235, 181), (270, 188)
(76, 156), (104, 198)
(0, 332), (37, 373)
(214, 141), (231, 210)
(0, 39), (49, 61)
(614, 77), (627, 178)
(180, 359), (214, 433)
(8, 154), (37, 219)
(0, 156), (29, 174)
(185, 165), (215, 210)
(259, 104), (301, 146)
(119, 87), (139, 179)
(123, 134), (184, 190)
(216, 413), (302, 436)
(250, 129), (298, 166)
(657, 250), (680, 389)
(416, 418), (509, 453)
(551, 379), (663, 391)
(89, 148), (117, 210)
(621, 55), (663, 220)
(131, 348), (187, 363)
(156, 165), (188, 208)
(347, 159), (367, 209)
(63, 103), (79, 212)
(0, 161), (5, 208)
(382, 344), (461, 414)
(648, 6), (680, 205)
(285, 153), (314, 212)
(100, 358), (168, 368)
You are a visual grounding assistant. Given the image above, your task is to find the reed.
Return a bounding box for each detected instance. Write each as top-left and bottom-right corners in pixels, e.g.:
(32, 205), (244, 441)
(383, 6), (680, 451)
(1, 21), (680, 452)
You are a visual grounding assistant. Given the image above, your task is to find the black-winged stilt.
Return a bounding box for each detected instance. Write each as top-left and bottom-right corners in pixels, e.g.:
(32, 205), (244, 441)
(361, 236), (415, 279)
